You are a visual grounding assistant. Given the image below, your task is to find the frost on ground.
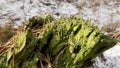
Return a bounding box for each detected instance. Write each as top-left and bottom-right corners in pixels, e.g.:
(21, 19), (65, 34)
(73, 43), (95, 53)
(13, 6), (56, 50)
(0, 0), (120, 68)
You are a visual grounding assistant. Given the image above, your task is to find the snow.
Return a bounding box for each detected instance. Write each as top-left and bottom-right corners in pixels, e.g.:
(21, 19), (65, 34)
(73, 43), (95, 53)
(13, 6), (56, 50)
(92, 43), (120, 68)
(0, 0), (120, 68)
(104, 43), (120, 57)
(57, 2), (79, 15)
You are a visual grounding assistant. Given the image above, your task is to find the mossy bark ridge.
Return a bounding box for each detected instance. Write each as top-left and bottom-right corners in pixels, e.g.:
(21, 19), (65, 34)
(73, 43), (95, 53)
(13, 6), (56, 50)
(0, 15), (117, 68)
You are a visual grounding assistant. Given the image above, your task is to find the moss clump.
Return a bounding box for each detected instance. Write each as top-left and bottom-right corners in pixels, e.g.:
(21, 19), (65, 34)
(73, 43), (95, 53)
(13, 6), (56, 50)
(0, 15), (117, 68)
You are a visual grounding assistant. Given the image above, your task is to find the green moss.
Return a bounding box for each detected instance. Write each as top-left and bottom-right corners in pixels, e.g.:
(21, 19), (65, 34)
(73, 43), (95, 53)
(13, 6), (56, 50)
(0, 15), (117, 68)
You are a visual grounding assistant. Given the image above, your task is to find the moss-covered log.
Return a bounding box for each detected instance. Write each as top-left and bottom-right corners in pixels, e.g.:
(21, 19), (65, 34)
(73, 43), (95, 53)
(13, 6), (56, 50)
(0, 15), (117, 68)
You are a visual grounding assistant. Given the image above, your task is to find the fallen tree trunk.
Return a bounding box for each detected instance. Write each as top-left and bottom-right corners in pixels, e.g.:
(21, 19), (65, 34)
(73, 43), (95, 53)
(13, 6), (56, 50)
(0, 15), (117, 68)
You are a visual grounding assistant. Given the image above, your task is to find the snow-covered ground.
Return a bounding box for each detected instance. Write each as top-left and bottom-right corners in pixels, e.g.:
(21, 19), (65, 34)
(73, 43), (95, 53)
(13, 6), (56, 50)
(91, 42), (120, 68)
(0, 0), (120, 68)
